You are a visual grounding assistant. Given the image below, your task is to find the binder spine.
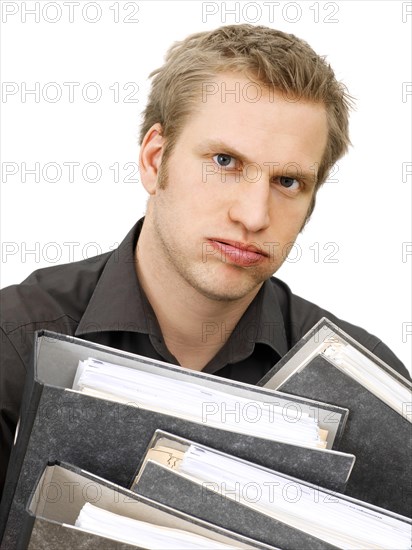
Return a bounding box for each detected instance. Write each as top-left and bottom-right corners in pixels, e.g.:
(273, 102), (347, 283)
(11, 513), (34, 550)
(0, 367), (43, 543)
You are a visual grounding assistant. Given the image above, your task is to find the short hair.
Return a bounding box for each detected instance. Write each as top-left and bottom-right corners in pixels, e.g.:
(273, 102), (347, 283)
(140, 24), (353, 202)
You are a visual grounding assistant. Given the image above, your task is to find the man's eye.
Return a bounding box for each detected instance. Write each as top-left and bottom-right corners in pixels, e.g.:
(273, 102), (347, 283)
(279, 176), (300, 190)
(213, 154), (236, 168)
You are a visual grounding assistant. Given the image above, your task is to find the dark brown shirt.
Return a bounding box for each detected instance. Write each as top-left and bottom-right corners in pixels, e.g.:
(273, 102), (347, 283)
(0, 218), (408, 497)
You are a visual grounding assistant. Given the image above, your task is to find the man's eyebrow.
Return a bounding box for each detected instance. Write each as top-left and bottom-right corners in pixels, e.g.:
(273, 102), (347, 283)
(195, 139), (318, 186)
(194, 139), (255, 165)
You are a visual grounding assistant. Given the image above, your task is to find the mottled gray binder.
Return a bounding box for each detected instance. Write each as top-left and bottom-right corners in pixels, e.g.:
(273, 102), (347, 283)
(132, 431), (412, 550)
(18, 462), (274, 549)
(131, 431), (341, 550)
(0, 330), (354, 548)
(258, 317), (412, 516)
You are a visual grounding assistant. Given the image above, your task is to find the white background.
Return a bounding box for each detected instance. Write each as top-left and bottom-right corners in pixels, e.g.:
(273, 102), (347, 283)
(1, 0), (411, 372)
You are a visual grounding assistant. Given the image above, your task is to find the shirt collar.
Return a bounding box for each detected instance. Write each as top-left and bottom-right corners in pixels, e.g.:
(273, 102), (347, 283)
(75, 219), (288, 359)
(76, 219), (150, 336)
(253, 280), (289, 355)
(202, 279), (288, 373)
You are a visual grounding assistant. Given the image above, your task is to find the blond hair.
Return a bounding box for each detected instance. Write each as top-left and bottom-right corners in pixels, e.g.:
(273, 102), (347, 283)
(140, 24), (353, 204)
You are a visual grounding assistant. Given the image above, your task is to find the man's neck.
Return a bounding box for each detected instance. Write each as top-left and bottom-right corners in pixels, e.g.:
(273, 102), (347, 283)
(135, 225), (261, 371)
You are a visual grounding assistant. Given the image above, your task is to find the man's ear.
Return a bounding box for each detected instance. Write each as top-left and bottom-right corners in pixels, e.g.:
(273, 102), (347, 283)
(139, 123), (164, 195)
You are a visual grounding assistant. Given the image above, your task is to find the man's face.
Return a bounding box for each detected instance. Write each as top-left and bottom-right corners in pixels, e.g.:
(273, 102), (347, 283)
(146, 74), (328, 302)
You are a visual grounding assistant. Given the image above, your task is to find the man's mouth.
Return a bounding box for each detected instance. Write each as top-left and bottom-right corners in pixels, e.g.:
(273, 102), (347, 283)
(207, 239), (267, 266)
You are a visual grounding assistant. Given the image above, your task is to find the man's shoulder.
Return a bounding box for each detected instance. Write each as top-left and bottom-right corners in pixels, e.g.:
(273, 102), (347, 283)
(0, 252), (112, 336)
(268, 276), (410, 379)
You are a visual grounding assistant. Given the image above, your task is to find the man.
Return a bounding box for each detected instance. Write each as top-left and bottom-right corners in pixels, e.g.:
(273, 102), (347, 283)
(0, 24), (408, 500)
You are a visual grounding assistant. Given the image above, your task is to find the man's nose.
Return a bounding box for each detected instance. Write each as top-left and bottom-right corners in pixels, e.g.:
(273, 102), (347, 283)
(228, 174), (271, 233)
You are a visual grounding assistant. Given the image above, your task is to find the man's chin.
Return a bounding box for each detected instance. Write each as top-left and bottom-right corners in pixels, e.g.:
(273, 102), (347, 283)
(199, 288), (249, 302)
(174, 257), (278, 302)
(190, 271), (269, 303)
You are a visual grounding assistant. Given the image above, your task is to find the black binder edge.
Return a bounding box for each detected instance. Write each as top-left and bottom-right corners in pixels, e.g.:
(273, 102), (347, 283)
(0, 332), (45, 543)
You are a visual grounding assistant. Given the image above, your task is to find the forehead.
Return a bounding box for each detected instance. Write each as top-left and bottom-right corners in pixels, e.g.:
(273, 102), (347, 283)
(176, 73), (328, 165)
